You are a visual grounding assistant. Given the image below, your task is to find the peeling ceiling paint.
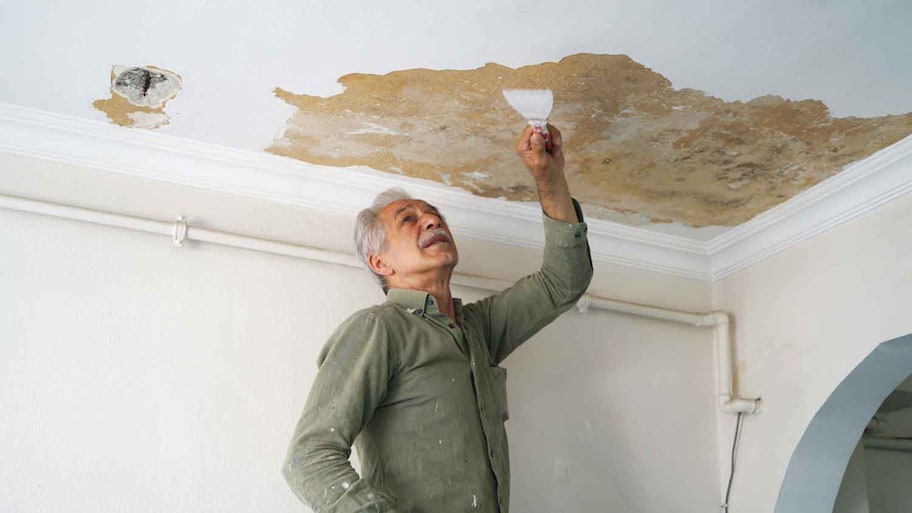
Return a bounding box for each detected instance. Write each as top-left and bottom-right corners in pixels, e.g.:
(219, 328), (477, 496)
(268, 54), (912, 227)
(5, 0), (912, 237)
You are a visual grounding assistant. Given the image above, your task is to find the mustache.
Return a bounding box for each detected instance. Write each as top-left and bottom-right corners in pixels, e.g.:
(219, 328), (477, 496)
(419, 229), (453, 249)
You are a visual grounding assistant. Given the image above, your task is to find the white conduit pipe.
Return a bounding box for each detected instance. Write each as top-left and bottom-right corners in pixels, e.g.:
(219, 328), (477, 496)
(0, 193), (762, 415)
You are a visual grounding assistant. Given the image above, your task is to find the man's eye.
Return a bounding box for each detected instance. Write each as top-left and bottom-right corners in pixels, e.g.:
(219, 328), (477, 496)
(401, 215), (415, 224)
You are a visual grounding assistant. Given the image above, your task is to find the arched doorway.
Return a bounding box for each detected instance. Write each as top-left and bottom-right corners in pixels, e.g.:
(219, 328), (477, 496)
(775, 333), (912, 513)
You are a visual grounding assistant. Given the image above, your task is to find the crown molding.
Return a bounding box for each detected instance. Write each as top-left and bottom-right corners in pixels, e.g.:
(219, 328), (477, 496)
(0, 104), (711, 280)
(2, 103), (911, 283)
(707, 133), (912, 280)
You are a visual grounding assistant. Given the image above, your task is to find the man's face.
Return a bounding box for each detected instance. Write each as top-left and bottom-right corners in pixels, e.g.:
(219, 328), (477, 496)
(371, 199), (459, 283)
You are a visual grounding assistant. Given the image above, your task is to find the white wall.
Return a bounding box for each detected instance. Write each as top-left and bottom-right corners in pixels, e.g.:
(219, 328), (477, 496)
(0, 208), (377, 512)
(0, 157), (720, 512)
(505, 309), (717, 512)
(9, 151), (912, 513)
(713, 188), (912, 513)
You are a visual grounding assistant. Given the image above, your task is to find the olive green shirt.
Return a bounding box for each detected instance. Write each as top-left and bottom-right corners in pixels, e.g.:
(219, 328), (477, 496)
(283, 207), (593, 513)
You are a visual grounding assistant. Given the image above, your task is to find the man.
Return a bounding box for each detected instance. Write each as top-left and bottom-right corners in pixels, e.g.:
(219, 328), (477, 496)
(283, 125), (593, 513)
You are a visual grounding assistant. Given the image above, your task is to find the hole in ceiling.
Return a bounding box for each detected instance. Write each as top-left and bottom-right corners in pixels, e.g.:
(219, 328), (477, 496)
(112, 66), (182, 108)
(93, 65), (182, 130)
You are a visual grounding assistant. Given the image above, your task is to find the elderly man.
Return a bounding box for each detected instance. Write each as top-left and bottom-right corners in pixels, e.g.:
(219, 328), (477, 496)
(283, 125), (593, 513)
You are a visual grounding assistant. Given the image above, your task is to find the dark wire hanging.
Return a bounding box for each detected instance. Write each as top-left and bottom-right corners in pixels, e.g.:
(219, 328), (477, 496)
(722, 412), (744, 512)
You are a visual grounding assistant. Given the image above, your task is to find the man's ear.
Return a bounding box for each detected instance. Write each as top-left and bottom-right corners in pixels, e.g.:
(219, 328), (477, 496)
(368, 253), (394, 277)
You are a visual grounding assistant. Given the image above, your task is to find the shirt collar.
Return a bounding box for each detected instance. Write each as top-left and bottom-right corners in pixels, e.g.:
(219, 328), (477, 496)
(386, 288), (462, 317)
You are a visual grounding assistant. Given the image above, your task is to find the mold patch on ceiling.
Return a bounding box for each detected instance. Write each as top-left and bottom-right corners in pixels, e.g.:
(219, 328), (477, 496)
(93, 66), (182, 129)
(268, 54), (912, 227)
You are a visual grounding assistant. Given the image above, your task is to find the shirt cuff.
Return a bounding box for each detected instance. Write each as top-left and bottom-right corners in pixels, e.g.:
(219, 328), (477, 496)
(542, 198), (589, 248)
(329, 478), (399, 512)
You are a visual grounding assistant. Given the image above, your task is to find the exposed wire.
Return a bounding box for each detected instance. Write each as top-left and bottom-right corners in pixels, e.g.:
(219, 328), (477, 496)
(722, 411), (744, 512)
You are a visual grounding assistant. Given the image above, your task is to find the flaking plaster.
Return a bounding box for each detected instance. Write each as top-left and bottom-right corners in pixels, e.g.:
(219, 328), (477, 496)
(93, 66), (182, 130)
(269, 54), (912, 227)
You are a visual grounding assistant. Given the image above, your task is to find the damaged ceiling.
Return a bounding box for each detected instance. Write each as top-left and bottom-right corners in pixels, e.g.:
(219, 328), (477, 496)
(2, 0), (912, 238)
(93, 66), (183, 129)
(268, 54), (912, 227)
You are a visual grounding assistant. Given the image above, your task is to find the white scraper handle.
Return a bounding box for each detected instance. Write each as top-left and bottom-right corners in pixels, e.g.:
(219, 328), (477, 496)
(529, 120), (553, 152)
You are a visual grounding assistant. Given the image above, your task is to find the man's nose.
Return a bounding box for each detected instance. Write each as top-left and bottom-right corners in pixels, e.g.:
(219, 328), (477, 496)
(420, 213), (441, 230)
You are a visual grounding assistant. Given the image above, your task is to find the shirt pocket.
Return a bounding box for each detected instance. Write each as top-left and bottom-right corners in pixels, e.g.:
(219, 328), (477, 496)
(488, 366), (509, 422)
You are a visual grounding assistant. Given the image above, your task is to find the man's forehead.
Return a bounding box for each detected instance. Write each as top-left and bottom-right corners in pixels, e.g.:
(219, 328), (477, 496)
(381, 199), (440, 217)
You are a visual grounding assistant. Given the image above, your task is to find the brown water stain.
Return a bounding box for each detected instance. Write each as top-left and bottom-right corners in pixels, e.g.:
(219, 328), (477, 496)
(268, 53), (912, 227)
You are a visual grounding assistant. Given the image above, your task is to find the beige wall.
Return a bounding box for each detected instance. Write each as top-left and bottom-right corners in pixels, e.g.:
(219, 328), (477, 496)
(713, 189), (912, 513)
(0, 155), (719, 512)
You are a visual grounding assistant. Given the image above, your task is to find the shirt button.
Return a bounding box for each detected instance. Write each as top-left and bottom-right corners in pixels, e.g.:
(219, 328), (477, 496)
(574, 232), (581, 238)
(428, 299), (434, 305)
(448, 323), (455, 328)
(416, 309), (423, 314)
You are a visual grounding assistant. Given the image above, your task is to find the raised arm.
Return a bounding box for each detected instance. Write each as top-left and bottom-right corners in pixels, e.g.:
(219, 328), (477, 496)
(463, 124), (593, 364)
(514, 124), (579, 224)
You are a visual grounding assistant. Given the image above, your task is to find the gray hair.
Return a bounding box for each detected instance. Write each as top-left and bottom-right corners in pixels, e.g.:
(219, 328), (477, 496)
(355, 187), (413, 292)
